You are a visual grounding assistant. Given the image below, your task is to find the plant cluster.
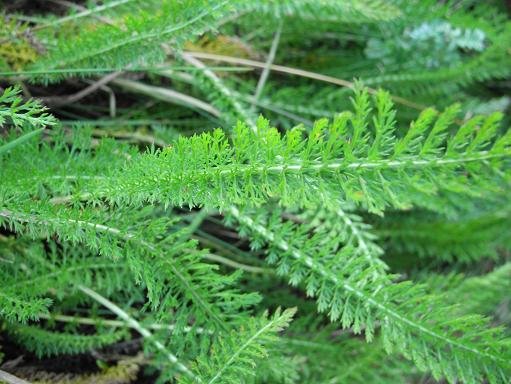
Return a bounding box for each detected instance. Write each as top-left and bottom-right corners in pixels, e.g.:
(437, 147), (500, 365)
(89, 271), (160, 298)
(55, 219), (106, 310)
(0, 1), (510, 383)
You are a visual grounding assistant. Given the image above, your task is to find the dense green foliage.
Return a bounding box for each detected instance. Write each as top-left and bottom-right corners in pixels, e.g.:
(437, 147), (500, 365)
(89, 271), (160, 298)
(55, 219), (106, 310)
(0, 1), (510, 383)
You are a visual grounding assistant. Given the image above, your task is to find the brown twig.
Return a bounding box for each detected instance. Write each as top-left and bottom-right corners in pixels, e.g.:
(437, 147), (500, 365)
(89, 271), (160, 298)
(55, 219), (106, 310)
(0, 370), (33, 384)
(39, 71), (122, 107)
(184, 51), (428, 111)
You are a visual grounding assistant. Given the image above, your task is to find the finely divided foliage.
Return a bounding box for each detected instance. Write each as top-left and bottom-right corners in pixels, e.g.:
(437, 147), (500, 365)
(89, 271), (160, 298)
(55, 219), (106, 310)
(226, 206), (511, 383)
(7, 88), (508, 212)
(0, 1), (510, 383)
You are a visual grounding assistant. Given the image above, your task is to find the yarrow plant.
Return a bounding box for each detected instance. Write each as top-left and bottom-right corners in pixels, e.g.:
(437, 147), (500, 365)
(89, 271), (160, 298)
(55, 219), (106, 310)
(0, 1), (510, 383)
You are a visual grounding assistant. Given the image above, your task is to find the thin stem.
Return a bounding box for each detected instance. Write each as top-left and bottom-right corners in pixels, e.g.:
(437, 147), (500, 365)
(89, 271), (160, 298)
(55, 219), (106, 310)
(252, 21), (283, 109)
(0, 129), (45, 156)
(0, 66), (252, 78)
(184, 51), (427, 111)
(24, 150), (510, 195)
(45, 0), (120, 27)
(78, 285), (200, 381)
(204, 253), (270, 274)
(38, 313), (212, 334)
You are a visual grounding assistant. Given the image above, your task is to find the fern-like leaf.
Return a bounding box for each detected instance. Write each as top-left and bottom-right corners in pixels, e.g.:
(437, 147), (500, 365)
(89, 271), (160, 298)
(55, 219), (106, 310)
(0, 204), (258, 331)
(7, 325), (126, 358)
(5, 88), (506, 213)
(227, 206), (511, 383)
(0, 86), (56, 128)
(30, 0), (232, 82)
(180, 308), (296, 384)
